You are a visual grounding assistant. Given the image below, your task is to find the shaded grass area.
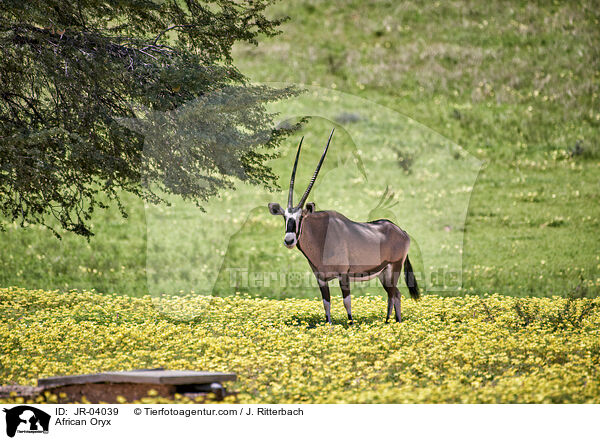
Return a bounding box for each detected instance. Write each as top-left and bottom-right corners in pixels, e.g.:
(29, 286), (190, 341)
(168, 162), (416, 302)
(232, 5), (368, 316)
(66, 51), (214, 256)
(0, 0), (598, 298)
(0, 194), (147, 295)
(1, 288), (599, 403)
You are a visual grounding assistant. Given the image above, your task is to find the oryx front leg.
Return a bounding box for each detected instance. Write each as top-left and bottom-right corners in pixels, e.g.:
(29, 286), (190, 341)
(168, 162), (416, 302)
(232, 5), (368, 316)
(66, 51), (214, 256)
(339, 276), (353, 323)
(317, 277), (332, 324)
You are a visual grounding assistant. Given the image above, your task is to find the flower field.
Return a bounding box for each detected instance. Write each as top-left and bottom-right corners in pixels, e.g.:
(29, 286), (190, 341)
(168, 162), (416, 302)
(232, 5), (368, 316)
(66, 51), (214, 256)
(1, 287), (599, 404)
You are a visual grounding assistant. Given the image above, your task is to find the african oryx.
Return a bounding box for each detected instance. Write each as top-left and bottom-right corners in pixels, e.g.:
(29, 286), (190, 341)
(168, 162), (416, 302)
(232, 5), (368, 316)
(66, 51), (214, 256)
(268, 130), (420, 324)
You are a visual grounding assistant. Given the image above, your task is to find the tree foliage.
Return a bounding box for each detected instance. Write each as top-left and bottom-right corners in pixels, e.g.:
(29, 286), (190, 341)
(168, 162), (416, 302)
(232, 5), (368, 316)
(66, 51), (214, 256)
(0, 0), (298, 237)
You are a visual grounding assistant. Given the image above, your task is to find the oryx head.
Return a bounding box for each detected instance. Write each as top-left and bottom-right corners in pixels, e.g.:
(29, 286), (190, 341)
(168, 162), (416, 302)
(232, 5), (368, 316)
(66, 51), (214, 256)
(269, 129), (334, 248)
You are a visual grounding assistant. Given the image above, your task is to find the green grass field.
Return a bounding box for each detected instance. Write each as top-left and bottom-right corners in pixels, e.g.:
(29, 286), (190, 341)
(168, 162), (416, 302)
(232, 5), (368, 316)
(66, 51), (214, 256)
(0, 0), (598, 300)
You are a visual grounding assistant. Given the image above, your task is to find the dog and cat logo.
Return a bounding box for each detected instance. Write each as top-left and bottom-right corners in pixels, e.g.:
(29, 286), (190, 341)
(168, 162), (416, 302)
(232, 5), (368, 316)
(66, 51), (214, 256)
(2, 406), (50, 437)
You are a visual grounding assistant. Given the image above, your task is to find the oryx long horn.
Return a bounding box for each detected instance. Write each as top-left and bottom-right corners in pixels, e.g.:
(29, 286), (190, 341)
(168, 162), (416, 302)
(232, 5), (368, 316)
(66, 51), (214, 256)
(288, 136), (304, 208)
(297, 128), (334, 208)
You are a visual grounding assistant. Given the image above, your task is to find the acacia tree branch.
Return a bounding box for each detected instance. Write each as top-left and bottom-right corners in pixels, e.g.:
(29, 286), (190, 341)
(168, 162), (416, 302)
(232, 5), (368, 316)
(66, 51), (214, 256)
(152, 24), (198, 45)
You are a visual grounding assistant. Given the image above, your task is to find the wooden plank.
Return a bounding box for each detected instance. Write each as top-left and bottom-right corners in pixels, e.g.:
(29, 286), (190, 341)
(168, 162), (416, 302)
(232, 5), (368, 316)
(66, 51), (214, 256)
(99, 370), (237, 385)
(37, 373), (105, 387)
(0, 385), (44, 398)
(38, 369), (236, 387)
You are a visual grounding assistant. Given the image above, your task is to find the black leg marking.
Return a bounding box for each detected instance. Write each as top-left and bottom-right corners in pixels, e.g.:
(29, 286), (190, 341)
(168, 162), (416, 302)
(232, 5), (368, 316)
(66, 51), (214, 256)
(340, 276), (353, 323)
(317, 277), (332, 324)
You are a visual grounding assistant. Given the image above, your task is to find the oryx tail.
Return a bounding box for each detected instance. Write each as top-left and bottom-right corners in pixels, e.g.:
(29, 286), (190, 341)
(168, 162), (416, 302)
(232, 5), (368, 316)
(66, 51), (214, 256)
(404, 255), (420, 300)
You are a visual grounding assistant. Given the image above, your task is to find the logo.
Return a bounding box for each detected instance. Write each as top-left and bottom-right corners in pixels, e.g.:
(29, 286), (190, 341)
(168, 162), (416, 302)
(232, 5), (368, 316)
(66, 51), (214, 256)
(3, 406), (50, 438)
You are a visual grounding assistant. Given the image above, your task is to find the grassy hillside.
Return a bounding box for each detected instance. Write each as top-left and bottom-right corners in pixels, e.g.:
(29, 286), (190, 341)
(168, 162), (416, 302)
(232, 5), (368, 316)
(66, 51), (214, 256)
(0, 1), (598, 298)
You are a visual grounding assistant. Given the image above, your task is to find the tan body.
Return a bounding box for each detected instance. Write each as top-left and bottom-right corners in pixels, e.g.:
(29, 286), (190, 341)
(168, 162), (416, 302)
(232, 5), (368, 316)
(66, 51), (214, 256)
(298, 209), (410, 281)
(293, 204), (419, 323)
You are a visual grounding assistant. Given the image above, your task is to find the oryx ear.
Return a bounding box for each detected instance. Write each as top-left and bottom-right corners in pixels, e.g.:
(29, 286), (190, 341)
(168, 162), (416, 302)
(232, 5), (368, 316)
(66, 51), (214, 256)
(268, 202), (284, 216)
(305, 202), (316, 213)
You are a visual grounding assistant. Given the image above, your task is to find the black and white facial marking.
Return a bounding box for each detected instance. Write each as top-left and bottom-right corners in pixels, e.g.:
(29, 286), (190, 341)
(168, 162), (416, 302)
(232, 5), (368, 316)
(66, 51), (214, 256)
(269, 130), (333, 251)
(268, 203), (302, 248)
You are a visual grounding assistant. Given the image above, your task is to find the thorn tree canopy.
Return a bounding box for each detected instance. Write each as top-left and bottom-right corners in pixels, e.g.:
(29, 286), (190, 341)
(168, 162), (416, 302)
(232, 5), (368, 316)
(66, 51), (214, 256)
(0, 0), (299, 237)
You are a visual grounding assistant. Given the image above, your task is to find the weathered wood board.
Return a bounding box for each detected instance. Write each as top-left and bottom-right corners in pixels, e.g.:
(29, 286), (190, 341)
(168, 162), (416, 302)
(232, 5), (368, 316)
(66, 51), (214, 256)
(1, 369), (237, 403)
(37, 369), (236, 387)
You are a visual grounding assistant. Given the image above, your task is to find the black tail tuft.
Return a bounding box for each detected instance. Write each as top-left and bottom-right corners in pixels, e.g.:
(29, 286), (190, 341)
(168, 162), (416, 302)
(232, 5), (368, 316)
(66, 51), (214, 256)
(404, 255), (420, 300)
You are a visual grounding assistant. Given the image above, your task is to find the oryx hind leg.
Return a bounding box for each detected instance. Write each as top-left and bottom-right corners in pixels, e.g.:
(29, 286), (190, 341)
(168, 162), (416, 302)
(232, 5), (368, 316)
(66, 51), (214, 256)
(386, 295), (393, 323)
(378, 262), (403, 323)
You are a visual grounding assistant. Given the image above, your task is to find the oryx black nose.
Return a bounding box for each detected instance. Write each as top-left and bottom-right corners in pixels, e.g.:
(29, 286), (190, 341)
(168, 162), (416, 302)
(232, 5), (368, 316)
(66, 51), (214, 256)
(284, 237), (294, 245)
